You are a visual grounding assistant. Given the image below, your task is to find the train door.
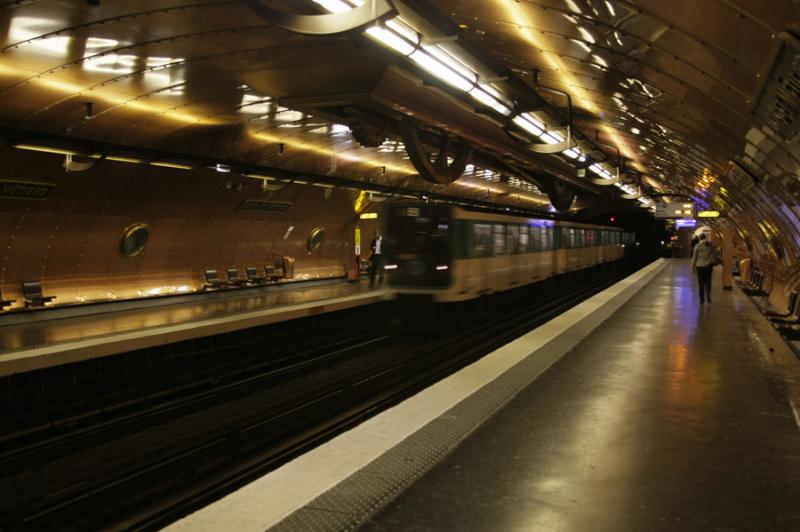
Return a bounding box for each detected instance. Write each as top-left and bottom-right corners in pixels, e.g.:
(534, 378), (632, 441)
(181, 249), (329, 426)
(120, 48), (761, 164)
(492, 223), (507, 291)
(519, 225), (531, 282)
(472, 222), (492, 296)
(507, 224), (520, 288)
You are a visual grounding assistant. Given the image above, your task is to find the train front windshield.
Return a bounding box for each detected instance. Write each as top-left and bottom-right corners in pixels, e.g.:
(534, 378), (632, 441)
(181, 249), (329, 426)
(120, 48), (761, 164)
(386, 205), (451, 287)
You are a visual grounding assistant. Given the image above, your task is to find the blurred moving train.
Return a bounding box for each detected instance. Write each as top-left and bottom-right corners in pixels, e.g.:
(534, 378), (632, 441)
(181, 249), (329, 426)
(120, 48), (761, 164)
(384, 204), (635, 302)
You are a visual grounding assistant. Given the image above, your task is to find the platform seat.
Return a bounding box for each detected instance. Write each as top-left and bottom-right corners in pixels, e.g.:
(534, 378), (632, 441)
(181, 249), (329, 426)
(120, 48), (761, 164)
(0, 290), (16, 311)
(742, 271), (770, 297)
(264, 264), (284, 282)
(772, 297), (800, 339)
(202, 269), (227, 290)
(763, 290), (798, 318)
(21, 281), (56, 308)
(226, 268), (249, 287)
(246, 266), (267, 284)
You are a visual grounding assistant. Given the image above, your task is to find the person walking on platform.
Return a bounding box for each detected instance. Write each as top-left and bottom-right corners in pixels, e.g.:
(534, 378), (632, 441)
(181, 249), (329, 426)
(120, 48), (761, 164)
(691, 233), (718, 304)
(369, 231), (384, 288)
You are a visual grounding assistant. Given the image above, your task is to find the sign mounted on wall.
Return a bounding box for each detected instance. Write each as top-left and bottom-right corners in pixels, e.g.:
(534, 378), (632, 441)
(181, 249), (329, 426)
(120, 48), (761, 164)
(237, 199), (291, 213)
(697, 210), (720, 218)
(0, 179), (56, 200)
(654, 202), (695, 219)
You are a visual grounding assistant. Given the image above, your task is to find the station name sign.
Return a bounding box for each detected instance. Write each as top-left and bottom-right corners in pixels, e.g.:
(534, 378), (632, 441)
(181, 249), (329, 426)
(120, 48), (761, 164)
(654, 202), (695, 219)
(0, 179), (55, 200)
(697, 210), (720, 218)
(237, 199), (292, 214)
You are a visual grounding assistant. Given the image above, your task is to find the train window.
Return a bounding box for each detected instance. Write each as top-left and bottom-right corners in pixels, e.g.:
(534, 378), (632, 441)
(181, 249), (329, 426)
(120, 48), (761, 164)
(576, 229), (584, 248)
(473, 223), (492, 257)
(493, 224), (506, 255)
(541, 227), (552, 251)
(519, 225), (529, 252)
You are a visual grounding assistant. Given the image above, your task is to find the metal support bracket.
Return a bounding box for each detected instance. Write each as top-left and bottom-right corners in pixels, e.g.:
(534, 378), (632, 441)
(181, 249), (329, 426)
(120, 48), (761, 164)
(400, 122), (471, 185)
(244, 0), (397, 35)
(587, 139), (621, 185)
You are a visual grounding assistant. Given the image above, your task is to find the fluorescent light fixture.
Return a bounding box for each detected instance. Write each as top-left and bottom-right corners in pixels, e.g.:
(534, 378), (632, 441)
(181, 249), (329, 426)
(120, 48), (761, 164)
(107, 155), (144, 163)
(312, 0), (353, 13)
(365, 24), (416, 55)
(409, 48), (476, 92)
(540, 131), (565, 145)
(150, 161), (193, 170)
(423, 45), (476, 83)
(468, 84), (512, 116)
(385, 18), (418, 42)
(436, 265), (449, 271)
(14, 144), (79, 156)
(513, 114), (545, 136)
(384, 264), (398, 270)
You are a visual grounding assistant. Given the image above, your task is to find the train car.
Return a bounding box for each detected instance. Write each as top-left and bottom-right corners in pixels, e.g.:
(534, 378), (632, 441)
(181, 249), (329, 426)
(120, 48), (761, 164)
(384, 204), (634, 303)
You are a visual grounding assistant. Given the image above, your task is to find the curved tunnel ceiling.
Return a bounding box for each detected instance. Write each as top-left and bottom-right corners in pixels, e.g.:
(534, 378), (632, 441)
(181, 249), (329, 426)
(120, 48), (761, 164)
(0, 0), (799, 261)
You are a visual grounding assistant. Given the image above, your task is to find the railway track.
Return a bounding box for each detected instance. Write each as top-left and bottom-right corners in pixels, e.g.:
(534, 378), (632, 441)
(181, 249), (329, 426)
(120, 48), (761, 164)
(0, 262), (643, 531)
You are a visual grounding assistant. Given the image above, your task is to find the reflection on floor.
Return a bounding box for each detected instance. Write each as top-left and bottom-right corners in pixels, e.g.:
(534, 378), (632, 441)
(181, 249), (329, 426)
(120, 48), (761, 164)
(361, 260), (800, 532)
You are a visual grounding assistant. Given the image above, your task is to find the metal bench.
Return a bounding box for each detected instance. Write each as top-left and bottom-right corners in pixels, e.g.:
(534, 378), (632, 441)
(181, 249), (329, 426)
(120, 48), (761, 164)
(226, 268), (249, 287)
(264, 264), (283, 282)
(21, 281), (56, 308)
(202, 269), (227, 290)
(246, 266), (267, 284)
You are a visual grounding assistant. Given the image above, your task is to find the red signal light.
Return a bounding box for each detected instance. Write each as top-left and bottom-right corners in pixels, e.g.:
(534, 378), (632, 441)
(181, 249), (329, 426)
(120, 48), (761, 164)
(609, 216), (616, 223)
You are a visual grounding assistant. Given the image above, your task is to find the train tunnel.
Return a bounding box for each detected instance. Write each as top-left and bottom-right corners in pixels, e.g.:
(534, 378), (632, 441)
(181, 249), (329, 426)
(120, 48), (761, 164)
(0, 1), (799, 531)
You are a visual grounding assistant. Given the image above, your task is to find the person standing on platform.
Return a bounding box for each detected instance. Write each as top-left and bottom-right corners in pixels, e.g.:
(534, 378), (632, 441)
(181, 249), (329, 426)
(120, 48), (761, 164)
(691, 233), (718, 304)
(369, 231), (384, 288)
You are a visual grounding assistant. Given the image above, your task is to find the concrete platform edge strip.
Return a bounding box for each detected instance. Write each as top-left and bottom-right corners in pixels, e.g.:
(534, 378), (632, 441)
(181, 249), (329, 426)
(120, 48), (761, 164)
(168, 259), (668, 532)
(0, 290), (392, 378)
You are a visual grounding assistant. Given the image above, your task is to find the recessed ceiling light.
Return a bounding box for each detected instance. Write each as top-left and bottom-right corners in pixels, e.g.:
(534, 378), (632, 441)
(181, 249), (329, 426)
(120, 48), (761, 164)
(630, 127), (640, 135)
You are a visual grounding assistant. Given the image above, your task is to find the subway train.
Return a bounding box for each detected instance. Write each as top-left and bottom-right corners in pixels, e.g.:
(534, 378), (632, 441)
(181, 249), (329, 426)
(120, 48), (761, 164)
(384, 204), (635, 303)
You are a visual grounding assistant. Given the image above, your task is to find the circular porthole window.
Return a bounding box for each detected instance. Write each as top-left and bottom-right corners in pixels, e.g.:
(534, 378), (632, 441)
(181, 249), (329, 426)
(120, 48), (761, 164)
(120, 223), (151, 257)
(307, 226), (326, 251)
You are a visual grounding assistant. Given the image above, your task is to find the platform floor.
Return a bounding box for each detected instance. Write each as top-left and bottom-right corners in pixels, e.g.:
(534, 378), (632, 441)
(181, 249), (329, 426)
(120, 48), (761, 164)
(0, 280), (391, 377)
(361, 260), (800, 531)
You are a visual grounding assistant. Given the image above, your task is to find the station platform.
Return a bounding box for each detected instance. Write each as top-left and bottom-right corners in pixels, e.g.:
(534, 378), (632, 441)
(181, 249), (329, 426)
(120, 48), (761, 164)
(0, 280), (391, 377)
(171, 259), (800, 532)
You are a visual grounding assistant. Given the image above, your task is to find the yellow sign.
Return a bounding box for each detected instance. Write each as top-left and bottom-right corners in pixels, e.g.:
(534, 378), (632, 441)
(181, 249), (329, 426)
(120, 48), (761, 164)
(697, 210), (720, 218)
(355, 228), (361, 247)
(359, 212), (378, 219)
